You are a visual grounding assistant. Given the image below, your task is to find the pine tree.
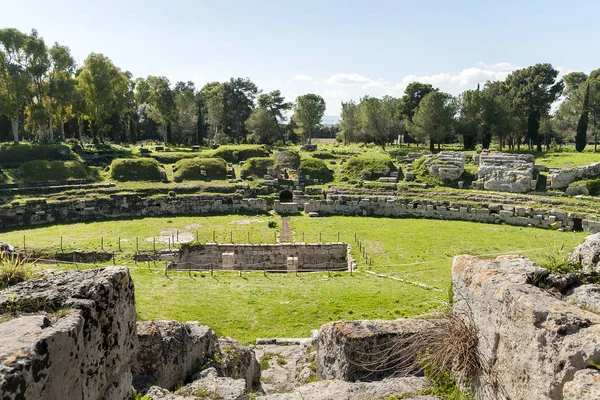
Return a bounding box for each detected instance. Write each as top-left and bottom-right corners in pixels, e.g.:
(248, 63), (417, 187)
(576, 83), (590, 152)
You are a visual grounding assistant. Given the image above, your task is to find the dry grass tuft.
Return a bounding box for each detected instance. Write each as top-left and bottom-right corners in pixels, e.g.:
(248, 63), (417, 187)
(0, 252), (35, 290)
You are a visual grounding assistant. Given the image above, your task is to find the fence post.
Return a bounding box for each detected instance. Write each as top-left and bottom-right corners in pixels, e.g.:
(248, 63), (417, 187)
(302, 232), (305, 242)
(213, 231), (216, 242)
(136, 237), (139, 253)
(60, 236), (63, 253)
(248, 232), (250, 243)
(153, 237), (156, 253)
(210, 263), (214, 277)
(230, 231), (233, 243)
(118, 237), (122, 252)
(168, 236), (171, 251)
(337, 232), (340, 242)
(354, 232), (356, 242)
(176, 230), (179, 242)
(319, 232), (322, 242)
(101, 237), (104, 251)
(196, 230), (199, 242)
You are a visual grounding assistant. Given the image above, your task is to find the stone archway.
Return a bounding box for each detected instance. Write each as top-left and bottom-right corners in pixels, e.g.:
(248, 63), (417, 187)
(279, 190), (293, 203)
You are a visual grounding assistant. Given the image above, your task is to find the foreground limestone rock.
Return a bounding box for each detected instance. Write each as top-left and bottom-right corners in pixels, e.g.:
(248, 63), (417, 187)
(146, 367), (247, 400)
(0, 267), (137, 400)
(255, 377), (436, 399)
(316, 319), (435, 381)
(452, 254), (600, 399)
(476, 153), (536, 193)
(218, 338), (261, 390)
(570, 232), (600, 273)
(562, 369), (600, 399)
(132, 320), (218, 393)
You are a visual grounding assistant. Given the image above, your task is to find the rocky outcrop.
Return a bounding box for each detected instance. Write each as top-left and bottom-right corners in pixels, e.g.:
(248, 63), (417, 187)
(0, 267), (137, 400)
(549, 161), (600, 190)
(476, 153), (536, 193)
(255, 377), (436, 399)
(132, 320), (218, 393)
(452, 254), (600, 399)
(426, 151), (465, 181)
(566, 284), (600, 314)
(146, 367), (247, 400)
(316, 319), (435, 381)
(569, 232), (600, 272)
(218, 338), (261, 391)
(562, 369), (600, 399)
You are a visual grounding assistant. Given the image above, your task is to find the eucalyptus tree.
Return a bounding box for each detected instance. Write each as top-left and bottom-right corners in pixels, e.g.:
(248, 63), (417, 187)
(358, 96), (398, 149)
(47, 43), (76, 142)
(339, 100), (360, 144)
(173, 81), (198, 144)
(223, 77), (259, 143)
(146, 76), (176, 144)
(76, 53), (130, 144)
(293, 93), (326, 144)
(0, 28), (35, 143)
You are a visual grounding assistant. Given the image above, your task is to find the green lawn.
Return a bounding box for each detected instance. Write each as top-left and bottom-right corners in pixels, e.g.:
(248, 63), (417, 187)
(1, 215), (587, 343)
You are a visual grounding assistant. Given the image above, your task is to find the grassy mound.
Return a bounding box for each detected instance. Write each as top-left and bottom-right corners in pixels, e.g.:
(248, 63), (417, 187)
(209, 145), (270, 163)
(151, 152), (198, 164)
(275, 151), (301, 169)
(174, 158), (227, 180)
(300, 158), (334, 182)
(344, 153), (397, 179)
(571, 178), (600, 195)
(241, 157), (275, 177)
(19, 160), (89, 182)
(0, 143), (78, 167)
(310, 150), (337, 160)
(110, 158), (162, 181)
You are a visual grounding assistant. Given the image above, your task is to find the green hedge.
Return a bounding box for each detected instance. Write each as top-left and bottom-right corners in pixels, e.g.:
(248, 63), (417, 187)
(209, 145), (270, 163)
(300, 158), (334, 182)
(275, 151), (301, 169)
(19, 160), (89, 182)
(0, 144), (77, 167)
(110, 158), (162, 181)
(241, 157), (275, 177)
(174, 158), (227, 180)
(344, 153), (396, 179)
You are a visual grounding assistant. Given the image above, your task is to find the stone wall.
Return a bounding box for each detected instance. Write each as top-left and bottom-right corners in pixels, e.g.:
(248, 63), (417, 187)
(549, 161), (600, 190)
(476, 153), (536, 193)
(303, 195), (599, 232)
(0, 194), (268, 229)
(0, 267), (137, 400)
(175, 243), (349, 271)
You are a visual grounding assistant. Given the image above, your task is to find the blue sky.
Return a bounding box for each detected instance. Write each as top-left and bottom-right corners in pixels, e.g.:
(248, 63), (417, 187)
(2, 0), (598, 116)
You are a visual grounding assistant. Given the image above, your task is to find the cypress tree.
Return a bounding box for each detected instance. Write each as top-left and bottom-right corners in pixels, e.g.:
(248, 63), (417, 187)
(576, 83), (590, 152)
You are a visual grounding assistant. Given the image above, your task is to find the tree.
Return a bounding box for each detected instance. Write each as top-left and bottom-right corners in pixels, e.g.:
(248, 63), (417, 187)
(257, 90), (291, 145)
(504, 63), (563, 151)
(146, 76), (176, 144)
(576, 83), (590, 152)
(400, 82), (438, 122)
(47, 43), (76, 142)
(408, 91), (456, 152)
(456, 89), (483, 150)
(293, 94), (326, 144)
(358, 96), (398, 149)
(76, 53), (129, 144)
(245, 107), (279, 144)
(202, 82), (226, 143)
(223, 77), (259, 143)
(0, 28), (35, 143)
(172, 81), (198, 145)
(339, 100), (360, 144)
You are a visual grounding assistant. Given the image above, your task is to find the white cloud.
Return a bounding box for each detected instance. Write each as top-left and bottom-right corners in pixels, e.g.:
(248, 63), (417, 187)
(326, 73), (372, 85)
(403, 73), (452, 86)
(292, 74), (313, 81)
(402, 62), (520, 88)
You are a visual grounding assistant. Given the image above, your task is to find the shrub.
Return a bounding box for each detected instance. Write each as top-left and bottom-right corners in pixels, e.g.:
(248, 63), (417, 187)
(0, 253), (34, 290)
(275, 151), (301, 169)
(19, 160), (89, 182)
(210, 145), (270, 163)
(110, 158), (162, 181)
(300, 158), (334, 182)
(174, 158), (227, 180)
(344, 153), (397, 179)
(0, 143), (77, 167)
(241, 157), (275, 177)
(310, 150), (337, 160)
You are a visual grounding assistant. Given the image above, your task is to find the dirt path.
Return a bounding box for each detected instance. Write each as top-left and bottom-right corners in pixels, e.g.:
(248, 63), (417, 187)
(279, 216), (292, 243)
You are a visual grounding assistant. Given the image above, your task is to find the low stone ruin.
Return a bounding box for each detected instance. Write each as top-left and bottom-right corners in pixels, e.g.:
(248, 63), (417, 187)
(549, 161), (600, 191)
(425, 151), (465, 181)
(475, 152), (536, 193)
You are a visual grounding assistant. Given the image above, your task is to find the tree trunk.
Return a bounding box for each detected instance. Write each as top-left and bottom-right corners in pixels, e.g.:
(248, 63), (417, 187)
(163, 122), (168, 144)
(11, 116), (19, 144)
(49, 112), (54, 143)
(61, 120), (65, 142)
(429, 139), (434, 152)
(307, 128), (312, 145)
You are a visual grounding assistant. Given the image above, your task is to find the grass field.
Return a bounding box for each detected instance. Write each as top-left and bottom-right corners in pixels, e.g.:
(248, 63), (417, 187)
(0, 215), (587, 343)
